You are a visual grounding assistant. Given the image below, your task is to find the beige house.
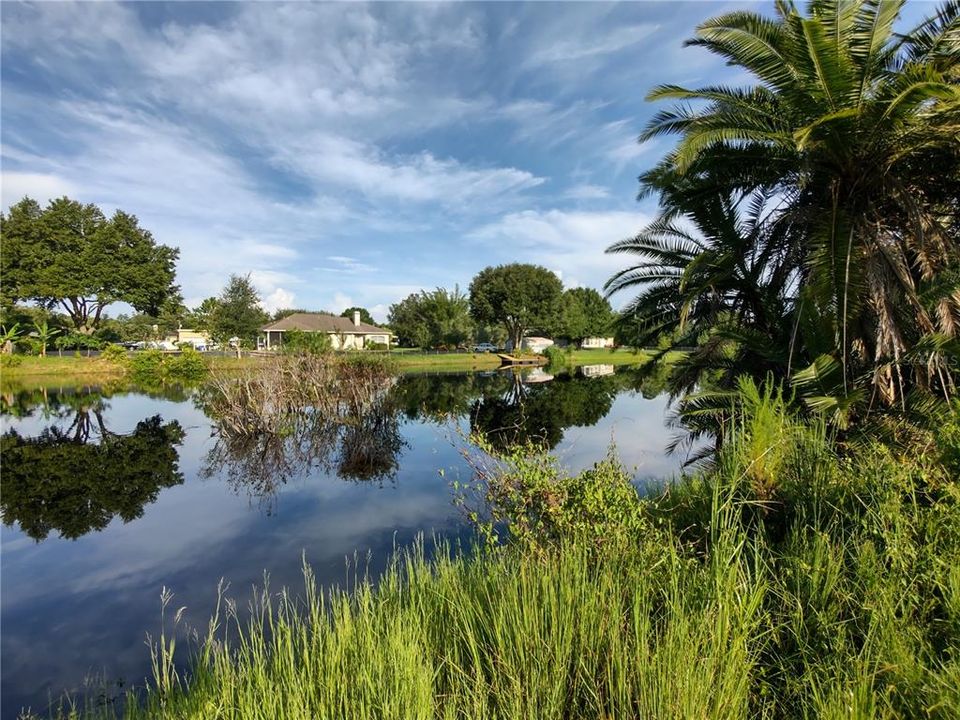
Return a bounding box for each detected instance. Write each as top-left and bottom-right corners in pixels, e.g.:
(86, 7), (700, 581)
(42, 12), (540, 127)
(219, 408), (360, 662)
(162, 328), (212, 349)
(260, 311), (392, 350)
(580, 336), (615, 349)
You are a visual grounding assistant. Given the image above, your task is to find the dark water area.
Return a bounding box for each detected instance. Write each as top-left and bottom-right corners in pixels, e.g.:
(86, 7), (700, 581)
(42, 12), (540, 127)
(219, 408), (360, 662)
(1, 366), (687, 717)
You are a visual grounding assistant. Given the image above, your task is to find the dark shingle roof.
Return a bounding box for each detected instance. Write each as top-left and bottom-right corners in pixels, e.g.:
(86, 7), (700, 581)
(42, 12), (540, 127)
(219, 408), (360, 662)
(261, 313), (391, 334)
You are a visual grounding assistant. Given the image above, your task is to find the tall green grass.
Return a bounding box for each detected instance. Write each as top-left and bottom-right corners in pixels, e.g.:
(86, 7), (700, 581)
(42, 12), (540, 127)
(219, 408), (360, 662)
(49, 384), (960, 720)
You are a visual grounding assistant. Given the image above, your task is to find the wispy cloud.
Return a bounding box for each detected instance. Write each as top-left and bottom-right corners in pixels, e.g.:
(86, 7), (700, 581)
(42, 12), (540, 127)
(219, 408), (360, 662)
(2, 1), (746, 312)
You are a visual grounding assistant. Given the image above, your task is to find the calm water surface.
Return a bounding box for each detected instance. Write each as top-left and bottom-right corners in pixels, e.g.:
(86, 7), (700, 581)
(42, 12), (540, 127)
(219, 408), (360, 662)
(1, 368), (684, 717)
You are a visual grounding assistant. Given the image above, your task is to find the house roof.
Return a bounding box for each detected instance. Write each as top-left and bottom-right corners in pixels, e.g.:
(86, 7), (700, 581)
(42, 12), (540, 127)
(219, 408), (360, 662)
(261, 313), (391, 335)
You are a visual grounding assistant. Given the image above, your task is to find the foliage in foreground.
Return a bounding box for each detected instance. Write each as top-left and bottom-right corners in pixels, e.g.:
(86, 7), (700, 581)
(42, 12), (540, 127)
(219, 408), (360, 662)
(48, 383), (960, 720)
(607, 0), (960, 429)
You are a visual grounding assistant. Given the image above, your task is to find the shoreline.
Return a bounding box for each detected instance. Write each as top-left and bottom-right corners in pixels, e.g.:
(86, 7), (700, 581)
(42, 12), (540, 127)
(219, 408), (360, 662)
(0, 348), (653, 390)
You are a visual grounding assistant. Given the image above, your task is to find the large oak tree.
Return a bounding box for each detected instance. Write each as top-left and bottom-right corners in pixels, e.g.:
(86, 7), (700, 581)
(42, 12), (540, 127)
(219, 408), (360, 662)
(1, 197), (180, 333)
(469, 264), (563, 350)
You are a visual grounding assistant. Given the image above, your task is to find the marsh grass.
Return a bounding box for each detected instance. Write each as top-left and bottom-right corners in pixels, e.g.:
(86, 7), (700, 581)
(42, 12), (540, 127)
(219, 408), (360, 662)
(46, 384), (960, 720)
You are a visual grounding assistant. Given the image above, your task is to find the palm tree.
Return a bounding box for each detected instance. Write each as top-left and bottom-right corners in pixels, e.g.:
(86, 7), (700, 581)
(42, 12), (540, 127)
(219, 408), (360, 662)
(615, 0), (959, 426)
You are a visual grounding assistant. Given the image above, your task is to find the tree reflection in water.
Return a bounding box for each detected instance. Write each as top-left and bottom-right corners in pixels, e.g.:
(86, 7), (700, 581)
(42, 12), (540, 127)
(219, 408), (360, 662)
(0, 366), (660, 536)
(392, 366), (654, 451)
(1, 390), (185, 541)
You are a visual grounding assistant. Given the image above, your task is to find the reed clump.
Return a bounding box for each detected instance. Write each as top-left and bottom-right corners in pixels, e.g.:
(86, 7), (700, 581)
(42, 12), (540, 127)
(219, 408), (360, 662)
(201, 353), (396, 437)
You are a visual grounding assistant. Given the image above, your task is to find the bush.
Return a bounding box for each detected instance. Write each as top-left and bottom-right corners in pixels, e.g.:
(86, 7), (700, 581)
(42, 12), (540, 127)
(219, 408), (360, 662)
(0, 354), (22, 368)
(165, 347), (207, 379)
(128, 348), (208, 384)
(101, 344), (129, 364)
(459, 437), (648, 549)
(543, 345), (572, 371)
(281, 329), (331, 355)
(366, 341), (389, 351)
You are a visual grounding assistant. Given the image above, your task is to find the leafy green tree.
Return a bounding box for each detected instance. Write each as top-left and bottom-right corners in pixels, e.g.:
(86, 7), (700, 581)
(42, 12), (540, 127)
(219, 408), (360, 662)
(210, 274), (269, 347)
(421, 286), (473, 348)
(469, 264), (564, 350)
(193, 297), (222, 330)
(0, 197), (180, 333)
(560, 288), (614, 343)
(609, 0), (960, 427)
(340, 307), (375, 325)
(388, 293), (431, 348)
(387, 287), (473, 349)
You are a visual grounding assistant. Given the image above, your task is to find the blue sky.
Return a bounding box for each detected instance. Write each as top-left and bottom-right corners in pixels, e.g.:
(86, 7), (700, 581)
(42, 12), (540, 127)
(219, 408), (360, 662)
(0, 1), (931, 320)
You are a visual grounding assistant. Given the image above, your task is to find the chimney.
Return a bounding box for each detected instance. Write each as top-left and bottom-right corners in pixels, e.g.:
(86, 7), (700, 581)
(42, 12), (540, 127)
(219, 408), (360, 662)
(353, 310), (361, 327)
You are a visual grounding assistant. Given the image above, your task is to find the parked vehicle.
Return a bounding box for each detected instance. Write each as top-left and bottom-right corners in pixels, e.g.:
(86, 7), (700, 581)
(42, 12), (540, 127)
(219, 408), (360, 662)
(473, 342), (499, 353)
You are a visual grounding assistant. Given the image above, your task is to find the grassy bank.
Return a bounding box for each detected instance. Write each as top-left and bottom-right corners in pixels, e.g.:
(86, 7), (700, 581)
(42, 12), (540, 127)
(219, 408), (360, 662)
(49, 387), (960, 719)
(0, 348), (650, 387)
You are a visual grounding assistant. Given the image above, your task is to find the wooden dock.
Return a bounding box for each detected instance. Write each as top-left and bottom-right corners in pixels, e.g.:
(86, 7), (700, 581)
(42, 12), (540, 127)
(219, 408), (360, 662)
(497, 353), (547, 367)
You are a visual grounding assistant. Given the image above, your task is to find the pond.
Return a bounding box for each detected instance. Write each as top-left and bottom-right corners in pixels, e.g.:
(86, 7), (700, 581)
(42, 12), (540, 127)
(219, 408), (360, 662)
(1, 366), (687, 717)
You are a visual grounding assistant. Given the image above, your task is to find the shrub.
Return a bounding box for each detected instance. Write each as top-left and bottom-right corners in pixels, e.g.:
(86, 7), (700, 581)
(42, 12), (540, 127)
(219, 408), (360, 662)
(0, 354), (22, 368)
(543, 345), (572, 371)
(128, 348), (208, 384)
(101, 344), (129, 365)
(366, 341), (389, 351)
(459, 437), (648, 549)
(281, 329), (331, 355)
(165, 347), (207, 380)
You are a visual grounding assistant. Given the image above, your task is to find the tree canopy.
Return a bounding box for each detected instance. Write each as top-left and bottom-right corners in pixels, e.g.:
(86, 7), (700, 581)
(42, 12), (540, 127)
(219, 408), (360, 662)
(560, 288), (615, 342)
(210, 274), (268, 346)
(388, 286), (473, 349)
(340, 307), (375, 325)
(469, 264), (563, 350)
(1, 197), (179, 333)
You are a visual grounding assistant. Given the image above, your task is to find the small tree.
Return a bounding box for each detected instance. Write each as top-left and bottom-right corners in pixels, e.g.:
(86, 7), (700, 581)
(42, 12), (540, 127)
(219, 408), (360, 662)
(469, 264), (563, 350)
(0, 324), (22, 355)
(210, 274), (269, 350)
(388, 294), (431, 348)
(31, 320), (60, 357)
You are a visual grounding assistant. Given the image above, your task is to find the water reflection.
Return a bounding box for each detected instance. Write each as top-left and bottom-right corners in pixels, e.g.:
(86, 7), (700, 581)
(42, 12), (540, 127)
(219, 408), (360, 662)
(1, 390), (186, 541)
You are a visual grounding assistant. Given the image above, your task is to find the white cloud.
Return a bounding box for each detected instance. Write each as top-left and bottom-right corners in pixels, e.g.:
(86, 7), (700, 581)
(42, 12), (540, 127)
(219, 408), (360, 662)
(331, 292), (354, 314)
(322, 256), (377, 274)
(528, 23), (660, 65)
(469, 209), (651, 300)
(564, 183), (611, 200)
(273, 134), (545, 203)
(1, 171), (75, 207)
(262, 287), (295, 314)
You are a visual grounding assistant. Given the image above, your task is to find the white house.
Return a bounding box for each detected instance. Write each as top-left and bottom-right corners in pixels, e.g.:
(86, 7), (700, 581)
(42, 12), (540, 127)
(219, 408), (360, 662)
(580, 336), (615, 349)
(504, 336), (555, 354)
(260, 311), (392, 350)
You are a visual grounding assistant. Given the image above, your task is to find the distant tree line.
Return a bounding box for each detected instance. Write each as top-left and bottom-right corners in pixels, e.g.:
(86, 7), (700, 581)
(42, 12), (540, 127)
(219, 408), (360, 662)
(388, 265), (615, 350)
(1, 198), (617, 355)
